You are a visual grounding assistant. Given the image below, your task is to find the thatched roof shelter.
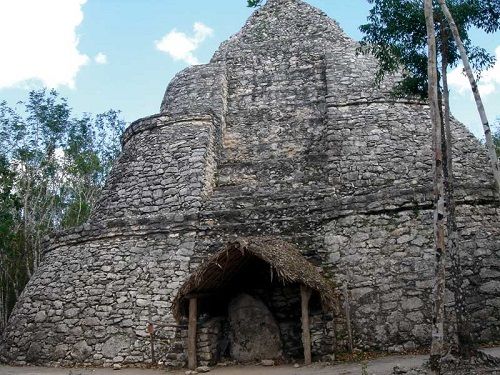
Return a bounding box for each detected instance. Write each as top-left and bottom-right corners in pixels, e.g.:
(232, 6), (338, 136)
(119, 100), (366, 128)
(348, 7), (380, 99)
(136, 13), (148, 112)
(172, 237), (337, 321)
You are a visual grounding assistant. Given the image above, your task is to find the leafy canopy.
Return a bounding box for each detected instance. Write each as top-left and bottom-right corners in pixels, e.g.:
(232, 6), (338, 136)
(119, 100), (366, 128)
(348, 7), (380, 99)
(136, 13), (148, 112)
(248, 0), (264, 7)
(359, 0), (500, 97)
(494, 119), (500, 156)
(0, 89), (125, 325)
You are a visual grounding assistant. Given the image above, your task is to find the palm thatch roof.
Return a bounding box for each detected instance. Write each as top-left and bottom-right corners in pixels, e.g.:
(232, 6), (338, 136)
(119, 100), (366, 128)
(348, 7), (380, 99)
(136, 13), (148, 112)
(172, 237), (338, 321)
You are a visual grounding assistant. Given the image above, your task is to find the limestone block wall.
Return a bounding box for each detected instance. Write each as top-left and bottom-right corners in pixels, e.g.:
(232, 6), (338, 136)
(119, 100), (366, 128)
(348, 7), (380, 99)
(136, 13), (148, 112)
(326, 102), (493, 199)
(160, 63), (227, 122)
(92, 115), (218, 222)
(218, 51), (329, 191)
(1, 231), (196, 367)
(320, 204), (500, 351)
(1, 112), (221, 367)
(458, 204), (500, 342)
(325, 49), (397, 104)
(192, 318), (224, 366)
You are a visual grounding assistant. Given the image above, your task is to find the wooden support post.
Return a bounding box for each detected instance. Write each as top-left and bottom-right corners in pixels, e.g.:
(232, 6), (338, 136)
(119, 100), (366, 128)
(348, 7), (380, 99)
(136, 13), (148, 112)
(300, 285), (312, 365)
(146, 322), (155, 364)
(343, 283), (353, 353)
(187, 297), (198, 370)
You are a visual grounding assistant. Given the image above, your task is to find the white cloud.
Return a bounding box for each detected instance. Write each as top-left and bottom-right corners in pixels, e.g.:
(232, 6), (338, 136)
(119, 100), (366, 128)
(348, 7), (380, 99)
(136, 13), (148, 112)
(155, 22), (214, 65)
(94, 52), (108, 65)
(448, 67), (470, 94)
(0, 0), (89, 90)
(448, 46), (500, 97)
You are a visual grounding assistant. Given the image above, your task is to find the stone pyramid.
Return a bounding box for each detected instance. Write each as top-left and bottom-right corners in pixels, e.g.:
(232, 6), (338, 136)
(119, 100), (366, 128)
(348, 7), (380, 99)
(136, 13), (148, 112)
(2, 0), (498, 367)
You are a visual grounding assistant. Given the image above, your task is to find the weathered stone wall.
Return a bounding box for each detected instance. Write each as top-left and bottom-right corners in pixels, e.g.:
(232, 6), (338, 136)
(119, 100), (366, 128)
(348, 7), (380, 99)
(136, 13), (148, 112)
(326, 102), (493, 198)
(1, 232), (195, 366)
(458, 205), (500, 343)
(192, 317), (223, 366)
(321, 204), (500, 351)
(92, 115), (218, 222)
(160, 64), (227, 122)
(1, 112), (220, 367)
(218, 51), (329, 191)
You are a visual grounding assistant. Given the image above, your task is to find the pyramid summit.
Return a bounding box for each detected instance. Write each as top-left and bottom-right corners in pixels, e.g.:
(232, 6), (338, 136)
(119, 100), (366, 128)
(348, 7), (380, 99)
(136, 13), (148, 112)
(1, 0), (498, 368)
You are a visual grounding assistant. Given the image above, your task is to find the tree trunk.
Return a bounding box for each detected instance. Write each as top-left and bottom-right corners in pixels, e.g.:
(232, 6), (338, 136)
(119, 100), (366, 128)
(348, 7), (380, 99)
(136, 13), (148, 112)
(437, 0), (500, 199)
(425, 1), (447, 373)
(440, 25), (474, 359)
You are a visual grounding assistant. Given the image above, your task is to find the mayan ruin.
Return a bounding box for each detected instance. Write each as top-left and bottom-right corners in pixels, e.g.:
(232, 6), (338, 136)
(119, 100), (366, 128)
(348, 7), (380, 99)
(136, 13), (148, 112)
(1, 0), (499, 371)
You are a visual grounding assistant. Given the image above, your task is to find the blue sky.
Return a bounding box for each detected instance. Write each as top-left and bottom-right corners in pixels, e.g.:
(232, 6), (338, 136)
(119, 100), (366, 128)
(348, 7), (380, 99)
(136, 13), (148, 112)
(0, 0), (498, 139)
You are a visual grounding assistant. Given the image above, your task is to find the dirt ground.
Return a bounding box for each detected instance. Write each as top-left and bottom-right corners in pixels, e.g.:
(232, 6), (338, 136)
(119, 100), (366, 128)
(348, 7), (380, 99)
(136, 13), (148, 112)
(1, 348), (499, 375)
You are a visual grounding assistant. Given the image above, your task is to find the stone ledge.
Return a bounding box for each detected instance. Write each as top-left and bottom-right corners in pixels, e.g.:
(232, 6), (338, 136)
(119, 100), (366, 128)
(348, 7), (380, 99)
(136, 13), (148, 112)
(41, 184), (497, 257)
(41, 212), (200, 255)
(200, 189), (497, 231)
(326, 97), (426, 107)
(121, 113), (214, 146)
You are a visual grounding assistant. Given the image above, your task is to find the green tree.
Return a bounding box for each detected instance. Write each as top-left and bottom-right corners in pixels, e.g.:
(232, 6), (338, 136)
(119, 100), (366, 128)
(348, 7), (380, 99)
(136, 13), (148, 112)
(0, 89), (125, 330)
(61, 110), (123, 227)
(360, 0), (499, 97)
(360, 0), (500, 369)
(247, 0), (264, 6)
(0, 155), (22, 332)
(423, 2), (447, 372)
(438, 0), (500, 197)
(494, 119), (500, 157)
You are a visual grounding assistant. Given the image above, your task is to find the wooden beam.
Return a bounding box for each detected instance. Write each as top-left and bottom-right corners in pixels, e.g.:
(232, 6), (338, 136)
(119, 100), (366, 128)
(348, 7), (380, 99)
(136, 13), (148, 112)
(187, 297), (197, 370)
(300, 285), (312, 365)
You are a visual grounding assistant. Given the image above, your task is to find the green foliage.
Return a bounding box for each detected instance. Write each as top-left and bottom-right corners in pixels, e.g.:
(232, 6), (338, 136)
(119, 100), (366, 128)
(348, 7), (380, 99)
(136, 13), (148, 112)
(359, 0), (500, 98)
(0, 89), (125, 328)
(247, 0), (264, 7)
(494, 119), (500, 157)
